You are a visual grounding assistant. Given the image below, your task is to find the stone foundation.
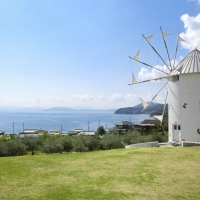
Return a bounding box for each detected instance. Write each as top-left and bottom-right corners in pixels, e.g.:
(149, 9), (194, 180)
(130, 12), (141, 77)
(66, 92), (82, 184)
(182, 141), (200, 147)
(125, 141), (159, 148)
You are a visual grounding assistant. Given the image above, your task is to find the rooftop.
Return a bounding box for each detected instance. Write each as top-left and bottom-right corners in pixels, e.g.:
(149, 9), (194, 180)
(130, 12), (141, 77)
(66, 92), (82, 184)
(169, 49), (200, 76)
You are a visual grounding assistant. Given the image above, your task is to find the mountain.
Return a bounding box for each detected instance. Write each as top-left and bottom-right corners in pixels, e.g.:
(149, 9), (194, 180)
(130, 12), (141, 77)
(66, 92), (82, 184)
(115, 102), (168, 116)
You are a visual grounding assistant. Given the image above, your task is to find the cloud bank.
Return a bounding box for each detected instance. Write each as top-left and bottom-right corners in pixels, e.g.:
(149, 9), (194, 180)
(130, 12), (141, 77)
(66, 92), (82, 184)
(180, 13), (200, 50)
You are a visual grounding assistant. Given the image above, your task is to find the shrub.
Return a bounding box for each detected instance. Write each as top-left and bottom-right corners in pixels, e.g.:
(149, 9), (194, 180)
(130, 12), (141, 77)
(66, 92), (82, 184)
(41, 139), (63, 154)
(73, 136), (88, 152)
(101, 134), (124, 150)
(60, 137), (73, 152)
(6, 139), (26, 156)
(0, 142), (7, 157)
(22, 137), (43, 155)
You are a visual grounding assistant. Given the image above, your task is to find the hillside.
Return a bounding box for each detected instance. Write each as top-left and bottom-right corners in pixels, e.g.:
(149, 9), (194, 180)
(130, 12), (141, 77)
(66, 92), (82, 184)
(115, 102), (168, 116)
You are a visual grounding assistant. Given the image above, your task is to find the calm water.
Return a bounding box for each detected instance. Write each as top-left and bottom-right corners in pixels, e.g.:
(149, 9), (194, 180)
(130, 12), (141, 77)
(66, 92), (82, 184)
(0, 110), (151, 134)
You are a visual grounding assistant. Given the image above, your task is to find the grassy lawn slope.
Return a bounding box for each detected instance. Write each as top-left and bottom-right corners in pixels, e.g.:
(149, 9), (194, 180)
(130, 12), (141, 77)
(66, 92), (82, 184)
(1, 147), (200, 200)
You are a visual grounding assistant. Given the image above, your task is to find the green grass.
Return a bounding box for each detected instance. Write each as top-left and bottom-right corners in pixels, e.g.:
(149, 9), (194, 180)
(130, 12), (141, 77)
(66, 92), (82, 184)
(1, 147), (200, 200)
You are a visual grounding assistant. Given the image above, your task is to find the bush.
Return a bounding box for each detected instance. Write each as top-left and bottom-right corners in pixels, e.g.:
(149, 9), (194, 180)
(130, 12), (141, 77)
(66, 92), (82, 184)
(60, 137), (73, 152)
(6, 139), (26, 156)
(0, 142), (7, 157)
(41, 139), (63, 154)
(22, 137), (43, 155)
(101, 134), (124, 150)
(73, 137), (88, 152)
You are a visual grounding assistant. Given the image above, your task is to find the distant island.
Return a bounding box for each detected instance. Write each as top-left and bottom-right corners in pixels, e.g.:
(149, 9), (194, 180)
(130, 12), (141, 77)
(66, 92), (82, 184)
(115, 102), (168, 117)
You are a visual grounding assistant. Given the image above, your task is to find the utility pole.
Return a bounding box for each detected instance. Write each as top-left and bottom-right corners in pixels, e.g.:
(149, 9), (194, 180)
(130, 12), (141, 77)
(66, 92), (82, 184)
(98, 119), (100, 127)
(88, 122), (90, 133)
(60, 125), (63, 133)
(13, 122), (15, 134)
(22, 122), (24, 132)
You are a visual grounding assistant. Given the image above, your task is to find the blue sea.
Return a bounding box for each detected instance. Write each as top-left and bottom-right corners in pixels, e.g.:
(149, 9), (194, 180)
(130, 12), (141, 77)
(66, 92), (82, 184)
(0, 110), (151, 134)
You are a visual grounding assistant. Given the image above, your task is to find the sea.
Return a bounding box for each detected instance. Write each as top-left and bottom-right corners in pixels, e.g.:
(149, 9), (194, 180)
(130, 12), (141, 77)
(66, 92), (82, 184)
(0, 110), (151, 134)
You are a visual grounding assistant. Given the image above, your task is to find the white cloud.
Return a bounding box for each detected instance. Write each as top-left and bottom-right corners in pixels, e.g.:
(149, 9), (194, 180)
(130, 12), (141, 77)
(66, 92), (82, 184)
(188, 0), (200, 5)
(138, 65), (169, 80)
(98, 95), (107, 101)
(109, 93), (124, 101)
(180, 13), (200, 50)
(72, 95), (94, 101)
(124, 93), (138, 101)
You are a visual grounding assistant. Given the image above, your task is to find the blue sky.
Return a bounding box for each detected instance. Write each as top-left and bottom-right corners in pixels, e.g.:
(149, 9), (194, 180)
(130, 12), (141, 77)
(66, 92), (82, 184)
(0, 0), (200, 109)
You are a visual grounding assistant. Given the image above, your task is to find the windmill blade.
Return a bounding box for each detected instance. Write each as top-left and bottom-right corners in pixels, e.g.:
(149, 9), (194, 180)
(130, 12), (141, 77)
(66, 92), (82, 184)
(153, 91), (168, 125)
(128, 76), (167, 85)
(151, 83), (168, 101)
(161, 31), (169, 37)
(144, 35), (153, 42)
(141, 82), (168, 112)
(128, 73), (137, 85)
(139, 98), (149, 112)
(160, 27), (172, 71)
(173, 34), (186, 69)
(178, 35), (186, 42)
(154, 115), (163, 122)
(142, 34), (171, 72)
(129, 56), (168, 75)
(133, 51), (140, 61)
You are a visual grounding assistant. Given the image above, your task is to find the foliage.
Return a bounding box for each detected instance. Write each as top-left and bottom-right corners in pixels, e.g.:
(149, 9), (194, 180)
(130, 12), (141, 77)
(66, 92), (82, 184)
(60, 136), (73, 152)
(6, 139), (26, 156)
(41, 138), (63, 154)
(73, 135), (99, 152)
(97, 126), (106, 136)
(101, 134), (124, 150)
(22, 136), (43, 154)
(0, 142), (7, 157)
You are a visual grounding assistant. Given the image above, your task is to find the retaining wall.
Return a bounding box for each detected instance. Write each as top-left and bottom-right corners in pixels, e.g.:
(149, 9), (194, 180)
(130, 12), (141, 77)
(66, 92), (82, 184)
(182, 141), (200, 147)
(125, 141), (159, 148)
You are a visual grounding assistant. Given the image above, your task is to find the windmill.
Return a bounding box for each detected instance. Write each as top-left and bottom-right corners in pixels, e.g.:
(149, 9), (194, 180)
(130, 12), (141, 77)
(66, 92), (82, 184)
(129, 27), (200, 143)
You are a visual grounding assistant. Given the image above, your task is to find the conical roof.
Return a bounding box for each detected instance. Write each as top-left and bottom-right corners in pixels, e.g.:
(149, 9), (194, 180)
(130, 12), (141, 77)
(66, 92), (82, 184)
(169, 49), (200, 76)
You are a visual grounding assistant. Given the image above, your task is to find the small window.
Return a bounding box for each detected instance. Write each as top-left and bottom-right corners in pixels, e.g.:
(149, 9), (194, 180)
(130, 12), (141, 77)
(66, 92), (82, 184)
(174, 125), (177, 130)
(172, 75), (179, 82)
(178, 125), (181, 130)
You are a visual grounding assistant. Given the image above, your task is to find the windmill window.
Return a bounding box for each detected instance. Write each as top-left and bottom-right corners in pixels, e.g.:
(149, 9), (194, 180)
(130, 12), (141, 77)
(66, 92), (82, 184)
(174, 125), (177, 130)
(172, 75), (179, 82)
(178, 125), (181, 130)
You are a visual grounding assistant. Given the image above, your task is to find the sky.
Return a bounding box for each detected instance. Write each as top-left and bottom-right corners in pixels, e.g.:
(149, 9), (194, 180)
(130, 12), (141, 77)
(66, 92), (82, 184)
(0, 0), (200, 109)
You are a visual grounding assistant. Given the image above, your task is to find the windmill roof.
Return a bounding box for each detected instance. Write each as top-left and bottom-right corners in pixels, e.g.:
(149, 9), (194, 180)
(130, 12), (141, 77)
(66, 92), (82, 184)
(169, 49), (200, 76)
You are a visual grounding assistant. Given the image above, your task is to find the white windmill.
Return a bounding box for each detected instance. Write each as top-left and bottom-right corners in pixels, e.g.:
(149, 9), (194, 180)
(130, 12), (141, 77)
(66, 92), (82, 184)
(129, 27), (200, 143)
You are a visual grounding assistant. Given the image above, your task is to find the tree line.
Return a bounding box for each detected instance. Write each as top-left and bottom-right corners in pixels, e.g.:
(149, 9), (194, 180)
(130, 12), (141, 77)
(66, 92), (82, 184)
(0, 125), (168, 157)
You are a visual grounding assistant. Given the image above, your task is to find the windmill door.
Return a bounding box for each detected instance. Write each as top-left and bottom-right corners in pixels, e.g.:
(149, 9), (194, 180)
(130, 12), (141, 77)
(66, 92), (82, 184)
(173, 124), (181, 141)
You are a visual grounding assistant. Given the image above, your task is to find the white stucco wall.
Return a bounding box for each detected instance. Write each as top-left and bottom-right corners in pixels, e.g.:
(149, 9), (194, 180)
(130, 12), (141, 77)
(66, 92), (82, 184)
(167, 73), (200, 142)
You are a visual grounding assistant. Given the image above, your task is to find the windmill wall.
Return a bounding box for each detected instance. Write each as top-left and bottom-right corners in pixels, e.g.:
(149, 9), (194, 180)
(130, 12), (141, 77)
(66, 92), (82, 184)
(168, 73), (200, 142)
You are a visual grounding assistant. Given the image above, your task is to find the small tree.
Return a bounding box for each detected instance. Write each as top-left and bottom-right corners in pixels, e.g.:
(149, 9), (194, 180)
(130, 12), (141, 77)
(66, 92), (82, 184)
(6, 139), (26, 156)
(97, 126), (106, 136)
(22, 137), (43, 155)
(60, 137), (73, 152)
(41, 139), (63, 154)
(0, 142), (7, 157)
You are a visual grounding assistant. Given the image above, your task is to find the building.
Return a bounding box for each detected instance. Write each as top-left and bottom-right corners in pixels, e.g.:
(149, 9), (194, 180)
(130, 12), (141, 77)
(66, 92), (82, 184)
(167, 49), (200, 142)
(49, 129), (60, 135)
(18, 129), (39, 138)
(109, 121), (134, 134)
(0, 130), (5, 136)
(37, 129), (48, 136)
(134, 119), (159, 133)
(68, 129), (95, 136)
(78, 131), (96, 136)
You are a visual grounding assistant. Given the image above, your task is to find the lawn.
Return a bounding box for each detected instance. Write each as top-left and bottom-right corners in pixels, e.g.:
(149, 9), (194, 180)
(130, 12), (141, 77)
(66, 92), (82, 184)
(1, 147), (200, 200)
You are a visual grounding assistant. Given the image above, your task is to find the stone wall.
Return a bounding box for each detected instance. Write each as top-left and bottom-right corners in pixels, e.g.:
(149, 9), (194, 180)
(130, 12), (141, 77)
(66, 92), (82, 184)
(182, 141), (200, 147)
(125, 141), (159, 148)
